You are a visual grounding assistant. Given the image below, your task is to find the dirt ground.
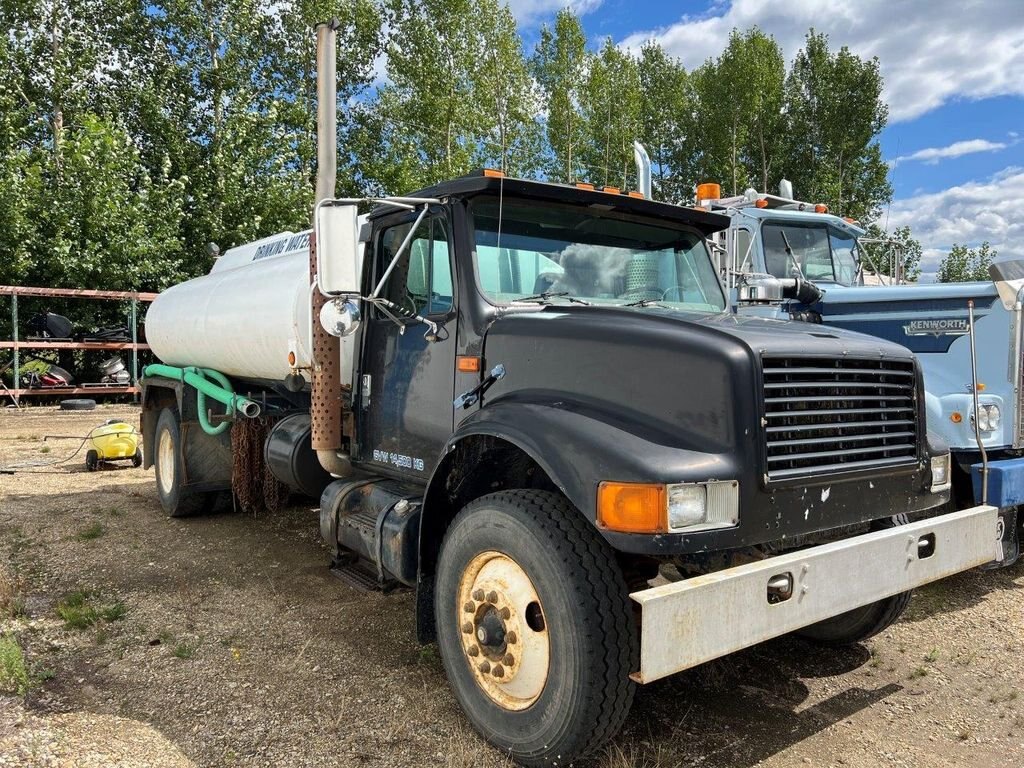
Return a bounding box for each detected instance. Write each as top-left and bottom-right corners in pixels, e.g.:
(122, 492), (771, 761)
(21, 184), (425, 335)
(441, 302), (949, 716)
(0, 405), (1022, 768)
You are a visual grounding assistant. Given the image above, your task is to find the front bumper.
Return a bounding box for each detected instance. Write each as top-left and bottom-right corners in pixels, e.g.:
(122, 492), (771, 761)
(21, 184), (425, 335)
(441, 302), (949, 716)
(629, 504), (998, 684)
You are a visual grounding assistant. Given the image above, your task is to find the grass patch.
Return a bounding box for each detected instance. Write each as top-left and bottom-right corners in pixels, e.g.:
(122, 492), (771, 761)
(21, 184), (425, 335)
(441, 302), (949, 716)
(38, 445), (50, 454)
(924, 647), (940, 663)
(0, 565), (27, 618)
(76, 522), (105, 541)
(909, 666), (928, 679)
(0, 635), (30, 696)
(56, 590), (126, 630)
(172, 641), (198, 659)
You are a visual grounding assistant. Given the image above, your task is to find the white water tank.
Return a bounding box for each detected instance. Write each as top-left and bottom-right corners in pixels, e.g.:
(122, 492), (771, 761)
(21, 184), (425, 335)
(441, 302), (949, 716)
(146, 229), (360, 385)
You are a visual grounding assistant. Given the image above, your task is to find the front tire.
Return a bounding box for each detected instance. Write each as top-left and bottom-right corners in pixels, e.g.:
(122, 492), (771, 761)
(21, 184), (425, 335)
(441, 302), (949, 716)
(797, 515), (913, 646)
(153, 408), (213, 517)
(434, 490), (637, 766)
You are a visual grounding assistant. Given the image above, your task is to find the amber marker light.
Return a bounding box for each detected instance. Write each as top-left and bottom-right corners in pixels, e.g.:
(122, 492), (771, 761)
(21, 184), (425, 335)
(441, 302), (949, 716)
(575, 182), (595, 190)
(755, 199), (768, 208)
(951, 412), (963, 424)
(815, 204), (828, 213)
(287, 351), (296, 367)
(695, 182), (721, 201)
(457, 356), (481, 373)
(597, 482), (666, 533)
(483, 168), (505, 178)
(602, 186), (621, 195)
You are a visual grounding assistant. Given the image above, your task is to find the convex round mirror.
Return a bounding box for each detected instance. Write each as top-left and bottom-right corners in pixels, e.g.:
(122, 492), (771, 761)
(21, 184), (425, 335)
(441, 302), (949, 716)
(320, 298), (361, 338)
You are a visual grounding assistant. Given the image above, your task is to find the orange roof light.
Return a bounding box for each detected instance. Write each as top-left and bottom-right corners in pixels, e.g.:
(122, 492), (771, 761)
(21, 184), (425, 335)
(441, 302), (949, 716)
(755, 199), (768, 208)
(597, 482), (666, 533)
(457, 356), (481, 373)
(815, 204), (829, 213)
(482, 169), (505, 178)
(627, 190), (645, 199)
(696, 182), (721, 202)
(575, 182), (595, 191)
(602, 186), (621, 195)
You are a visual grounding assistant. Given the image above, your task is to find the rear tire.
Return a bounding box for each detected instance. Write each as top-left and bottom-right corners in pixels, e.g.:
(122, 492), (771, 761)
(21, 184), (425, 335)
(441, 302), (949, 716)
(85, 450), (99, 472)
(153, 408), (213, 517)
(60, 398), (96, 411)
(131, 448), (143, 468)
(797, 515), (913, 646)
(434, 490), (637, 766)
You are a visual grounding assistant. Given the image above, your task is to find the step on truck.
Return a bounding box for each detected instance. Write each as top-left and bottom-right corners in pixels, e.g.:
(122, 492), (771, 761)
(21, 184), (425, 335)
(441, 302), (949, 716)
(696, 179), (1023, 566)
(137, 25), (999, 766)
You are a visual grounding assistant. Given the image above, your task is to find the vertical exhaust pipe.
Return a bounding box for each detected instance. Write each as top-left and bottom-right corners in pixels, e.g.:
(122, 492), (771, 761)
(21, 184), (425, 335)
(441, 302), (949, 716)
(633, 141), (652, 200)
(311, 20), (351, 477)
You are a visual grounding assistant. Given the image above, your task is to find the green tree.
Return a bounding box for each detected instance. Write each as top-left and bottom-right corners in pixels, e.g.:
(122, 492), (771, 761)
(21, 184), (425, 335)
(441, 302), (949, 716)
(783, 30), (891, 221)
(531, 8), (588, 183)
(692, 29), (785, 197)
(862, 224), (923, 282)
(637, 44), (693, 203)
(937, 242), (996, 283)
(579, 39), (641, 189)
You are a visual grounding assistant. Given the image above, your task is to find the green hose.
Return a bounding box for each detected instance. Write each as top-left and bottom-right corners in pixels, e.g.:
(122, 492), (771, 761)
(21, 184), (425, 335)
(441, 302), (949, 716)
(142, 363), (262, 436)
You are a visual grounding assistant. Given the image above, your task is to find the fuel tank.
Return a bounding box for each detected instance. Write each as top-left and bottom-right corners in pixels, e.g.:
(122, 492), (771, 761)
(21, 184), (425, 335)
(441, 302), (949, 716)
(145, 230), (360, 384)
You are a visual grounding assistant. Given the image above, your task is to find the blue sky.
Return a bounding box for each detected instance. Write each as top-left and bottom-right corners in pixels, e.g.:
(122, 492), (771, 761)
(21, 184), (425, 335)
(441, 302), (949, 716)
(510, 0), (1024, 280)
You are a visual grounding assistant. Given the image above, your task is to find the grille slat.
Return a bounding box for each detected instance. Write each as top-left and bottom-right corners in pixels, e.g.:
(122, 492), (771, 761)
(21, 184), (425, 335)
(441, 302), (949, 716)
(762, 356), (919, 480)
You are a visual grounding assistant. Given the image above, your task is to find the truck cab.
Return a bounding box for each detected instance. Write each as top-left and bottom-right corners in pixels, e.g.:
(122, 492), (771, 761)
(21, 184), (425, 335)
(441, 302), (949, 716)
(702, 184), (1022, 566)
(140, 171), (997, 766)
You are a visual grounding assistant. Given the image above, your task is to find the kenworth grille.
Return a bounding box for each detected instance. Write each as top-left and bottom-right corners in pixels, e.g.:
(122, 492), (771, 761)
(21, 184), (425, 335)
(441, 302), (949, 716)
(762, 356), (919, 481)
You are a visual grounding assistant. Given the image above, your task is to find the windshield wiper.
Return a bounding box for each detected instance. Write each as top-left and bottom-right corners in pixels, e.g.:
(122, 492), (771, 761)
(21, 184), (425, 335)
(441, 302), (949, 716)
(514, 291), (591, 305)
(618, 299), (667, 309)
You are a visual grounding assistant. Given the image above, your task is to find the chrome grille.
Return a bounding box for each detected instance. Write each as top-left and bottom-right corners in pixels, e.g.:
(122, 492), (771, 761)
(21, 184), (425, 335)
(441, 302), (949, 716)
(762, 356), (919, 481)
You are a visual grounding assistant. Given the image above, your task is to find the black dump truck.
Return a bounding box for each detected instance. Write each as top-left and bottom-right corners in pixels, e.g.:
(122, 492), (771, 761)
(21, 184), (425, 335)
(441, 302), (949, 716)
(137, 22), (998, 768)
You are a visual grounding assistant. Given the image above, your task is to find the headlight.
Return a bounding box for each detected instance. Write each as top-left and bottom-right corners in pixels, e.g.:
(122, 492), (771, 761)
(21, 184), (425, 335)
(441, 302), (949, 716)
(930, 453), (951, 493)
(985, 404), (1001, 431)
(975, 406), (990, 432)
(667, 481), (738, 531)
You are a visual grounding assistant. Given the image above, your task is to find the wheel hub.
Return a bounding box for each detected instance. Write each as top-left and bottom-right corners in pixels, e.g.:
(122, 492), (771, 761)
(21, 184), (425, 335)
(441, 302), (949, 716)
(457, 551), (549, 710)
(157, 428), (174, 493)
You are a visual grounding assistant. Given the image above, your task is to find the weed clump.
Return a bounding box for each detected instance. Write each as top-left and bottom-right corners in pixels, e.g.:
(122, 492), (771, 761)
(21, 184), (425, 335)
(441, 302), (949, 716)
(0, 635), (30, 695)
(56, 590), (126, 630)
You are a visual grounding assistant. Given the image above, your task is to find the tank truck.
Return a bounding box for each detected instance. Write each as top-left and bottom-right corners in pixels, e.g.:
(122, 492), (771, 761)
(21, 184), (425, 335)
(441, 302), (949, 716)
(138, 25), (999, 766)
(693, 180), (1021, 567)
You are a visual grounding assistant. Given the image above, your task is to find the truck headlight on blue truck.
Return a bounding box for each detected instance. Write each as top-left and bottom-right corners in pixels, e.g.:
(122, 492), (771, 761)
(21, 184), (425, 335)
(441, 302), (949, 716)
(973, 403), (1000, 432)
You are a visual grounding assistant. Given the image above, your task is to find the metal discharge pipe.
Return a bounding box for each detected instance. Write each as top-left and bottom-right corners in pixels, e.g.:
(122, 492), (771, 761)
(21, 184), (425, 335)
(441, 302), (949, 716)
(311, 20), (351, 477)
(633, 141), (652, 200)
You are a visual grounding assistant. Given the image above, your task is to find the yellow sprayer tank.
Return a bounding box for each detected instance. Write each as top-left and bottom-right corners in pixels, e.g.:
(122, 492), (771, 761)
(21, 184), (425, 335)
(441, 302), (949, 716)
(86, 420), (141, 471)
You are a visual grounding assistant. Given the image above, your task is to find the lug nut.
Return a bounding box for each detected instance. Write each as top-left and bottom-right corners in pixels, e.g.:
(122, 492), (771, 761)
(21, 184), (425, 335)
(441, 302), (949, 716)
(467, 645), (479, 657)
(472, 589), (485, 601)
(487, 591), (499, 604)
(500, 607), (511, 620)
(506, 631), (517, 644)
(478, 661), (491, 674)
(463, 601), (475, 613)
(492, 664), (505, 678)
(503, 654), (515, 666)
(462, 622), (473, 634)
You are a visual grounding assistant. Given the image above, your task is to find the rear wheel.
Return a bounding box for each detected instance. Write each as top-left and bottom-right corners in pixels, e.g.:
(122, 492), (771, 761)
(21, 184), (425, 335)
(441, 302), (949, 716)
(85, 450), (99, 472)
(131, 448), (143, 468)
(434, 490), (636, 766)
(797, 515), (913, 646)
(153, 408), (213, 517)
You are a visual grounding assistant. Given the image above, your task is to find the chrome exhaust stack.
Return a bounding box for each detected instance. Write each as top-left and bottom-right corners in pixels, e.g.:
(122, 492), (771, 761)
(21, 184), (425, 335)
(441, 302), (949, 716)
(633, 141), (652, 200)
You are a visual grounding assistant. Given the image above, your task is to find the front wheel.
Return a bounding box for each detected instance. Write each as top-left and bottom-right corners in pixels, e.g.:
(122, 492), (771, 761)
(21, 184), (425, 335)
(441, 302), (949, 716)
(434, 490), (637, 766)
(797, 515), (913, 646)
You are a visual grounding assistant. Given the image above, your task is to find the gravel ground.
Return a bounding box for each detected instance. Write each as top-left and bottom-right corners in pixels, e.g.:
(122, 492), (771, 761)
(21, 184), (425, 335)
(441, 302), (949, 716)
(0, 405), (1022, 768)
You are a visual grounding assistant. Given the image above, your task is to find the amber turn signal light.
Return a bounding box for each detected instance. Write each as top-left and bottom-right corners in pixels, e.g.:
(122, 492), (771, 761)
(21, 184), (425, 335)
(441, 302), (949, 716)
(457, 356), (481, 373)
(597, 482), (666, 533)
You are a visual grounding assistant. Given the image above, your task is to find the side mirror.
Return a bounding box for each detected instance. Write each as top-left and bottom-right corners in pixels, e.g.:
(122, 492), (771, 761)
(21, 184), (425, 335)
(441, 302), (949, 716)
(315, 202), (361, 295)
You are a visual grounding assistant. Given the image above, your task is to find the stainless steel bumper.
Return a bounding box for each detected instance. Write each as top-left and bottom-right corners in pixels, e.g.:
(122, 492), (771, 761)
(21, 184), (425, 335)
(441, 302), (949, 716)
(630, 504), (999, 684)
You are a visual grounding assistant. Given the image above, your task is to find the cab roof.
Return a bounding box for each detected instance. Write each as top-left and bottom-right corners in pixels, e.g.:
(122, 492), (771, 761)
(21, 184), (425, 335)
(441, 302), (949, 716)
(390, 173), (730, 236)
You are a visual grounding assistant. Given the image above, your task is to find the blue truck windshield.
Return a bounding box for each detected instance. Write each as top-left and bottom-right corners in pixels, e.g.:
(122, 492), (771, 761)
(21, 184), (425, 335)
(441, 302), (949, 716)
(762, 221), (859, 286)
(471, 198), (726, 312)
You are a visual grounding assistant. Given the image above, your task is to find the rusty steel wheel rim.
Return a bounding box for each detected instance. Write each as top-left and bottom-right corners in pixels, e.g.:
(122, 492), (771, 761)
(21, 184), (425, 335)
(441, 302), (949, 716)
(456, 550), (550, 711)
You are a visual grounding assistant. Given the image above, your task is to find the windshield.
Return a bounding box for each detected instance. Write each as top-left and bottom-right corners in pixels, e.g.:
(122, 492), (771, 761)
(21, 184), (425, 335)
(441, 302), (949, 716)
(762, 221), (860, 286)
(471, 198), (726, 312)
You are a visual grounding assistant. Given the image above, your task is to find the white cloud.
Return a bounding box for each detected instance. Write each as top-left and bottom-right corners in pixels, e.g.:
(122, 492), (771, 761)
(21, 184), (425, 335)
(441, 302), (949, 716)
(619, 0), (1024, 122)
(884, 167), (1024, 280)
(507, 0), (603, 29)
(891, 139), (1009, 167)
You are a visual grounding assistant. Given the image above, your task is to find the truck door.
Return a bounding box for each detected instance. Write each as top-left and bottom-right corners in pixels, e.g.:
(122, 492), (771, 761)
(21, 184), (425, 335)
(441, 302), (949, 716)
(358, 212), (457, 479)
